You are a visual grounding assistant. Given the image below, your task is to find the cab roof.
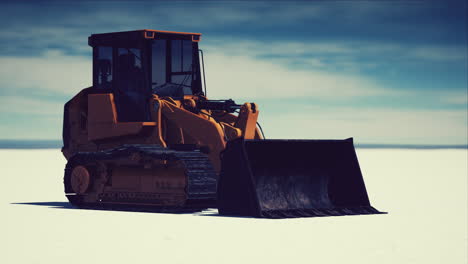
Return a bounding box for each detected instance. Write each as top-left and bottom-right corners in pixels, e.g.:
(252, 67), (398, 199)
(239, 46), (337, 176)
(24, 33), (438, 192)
(88, 29), (202, 47)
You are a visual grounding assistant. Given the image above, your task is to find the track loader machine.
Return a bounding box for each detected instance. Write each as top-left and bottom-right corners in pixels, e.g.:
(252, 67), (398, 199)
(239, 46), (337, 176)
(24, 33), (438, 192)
(62, 29), (382, 218)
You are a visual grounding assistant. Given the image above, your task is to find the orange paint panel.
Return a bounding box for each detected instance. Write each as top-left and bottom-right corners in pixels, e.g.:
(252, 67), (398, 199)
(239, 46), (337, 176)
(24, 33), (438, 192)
(112, 166), (186, 194)
(87, 94), (156, 141)
(235, 103), (259, 140)
(160, 100), (226, 172)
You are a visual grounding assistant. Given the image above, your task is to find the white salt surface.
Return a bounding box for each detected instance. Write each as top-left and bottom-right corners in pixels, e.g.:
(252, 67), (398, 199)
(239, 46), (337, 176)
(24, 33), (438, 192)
(1, 149), (466, 264)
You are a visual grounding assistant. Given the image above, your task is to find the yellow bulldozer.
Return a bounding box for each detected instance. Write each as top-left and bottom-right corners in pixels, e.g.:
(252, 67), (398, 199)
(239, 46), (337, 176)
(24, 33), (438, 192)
(62, 29), (382, 218)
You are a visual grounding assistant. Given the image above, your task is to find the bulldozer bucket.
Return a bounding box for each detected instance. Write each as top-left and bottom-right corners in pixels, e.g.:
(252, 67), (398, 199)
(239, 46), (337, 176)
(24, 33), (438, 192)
(217, 138), (383, 218)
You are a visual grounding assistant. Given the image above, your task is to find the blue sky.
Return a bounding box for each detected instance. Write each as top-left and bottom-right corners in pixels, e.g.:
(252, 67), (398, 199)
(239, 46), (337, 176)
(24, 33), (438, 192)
(0, 1), (466, 144)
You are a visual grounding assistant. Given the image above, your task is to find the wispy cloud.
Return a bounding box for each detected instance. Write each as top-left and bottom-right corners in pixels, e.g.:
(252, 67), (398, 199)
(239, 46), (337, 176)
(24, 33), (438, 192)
(1, 1), (465, 57)
(411, 46), (467, 61)
(261, 106), (468, 145)
(0, 40), (465, 114)
(439, 93), (468, 105)
(0, 95), (61, 116)
(0, 1), (465, 144)
(204, 39), (467, 64)
(204, 51), (392, 100)
(0, 50), (90, 96)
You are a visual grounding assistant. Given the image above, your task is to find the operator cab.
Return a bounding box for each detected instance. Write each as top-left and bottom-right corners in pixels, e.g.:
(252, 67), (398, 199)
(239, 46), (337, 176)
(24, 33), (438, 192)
(88, 29), (203, 122)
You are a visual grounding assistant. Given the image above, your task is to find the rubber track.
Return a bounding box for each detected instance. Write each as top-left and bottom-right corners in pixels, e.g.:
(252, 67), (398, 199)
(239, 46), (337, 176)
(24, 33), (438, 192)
(65, 144), (217, 211)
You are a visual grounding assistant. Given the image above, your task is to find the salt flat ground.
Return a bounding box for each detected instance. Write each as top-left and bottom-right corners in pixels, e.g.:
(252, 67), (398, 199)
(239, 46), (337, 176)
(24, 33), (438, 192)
(0, 149), (466, 264)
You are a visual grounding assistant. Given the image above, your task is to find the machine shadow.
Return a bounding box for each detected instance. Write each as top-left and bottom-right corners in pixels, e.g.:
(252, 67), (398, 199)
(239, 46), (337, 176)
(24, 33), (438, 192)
(11, 202), (206, 215)
(11, 202), (257, 218)
(12, 202), (75, 209)
(196, 212), (256, 219)
(12, 203), (356, 219)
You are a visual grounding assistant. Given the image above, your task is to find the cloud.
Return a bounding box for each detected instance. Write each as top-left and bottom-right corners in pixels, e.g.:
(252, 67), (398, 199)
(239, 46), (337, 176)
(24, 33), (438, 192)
(411, 46), (468, 61)
(439, 93), (468, 105)
(1, 1), (465, 75)
(0, 1), (465, 143)
(0, 95), (61, 116)
(0, 40), (465, 115)
(260, 105), (468, 145)
(0, 50), (91, 97)
(204, 39), (467, 64)
(203, 52), (391, 100)
(0, 2), (325, 32)
(0, 39), (400, 102)
(201, 39), (466, 101)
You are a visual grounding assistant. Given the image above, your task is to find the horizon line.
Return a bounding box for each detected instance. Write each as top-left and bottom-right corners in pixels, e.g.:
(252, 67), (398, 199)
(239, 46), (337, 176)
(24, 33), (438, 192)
(0, 139), (466, 150)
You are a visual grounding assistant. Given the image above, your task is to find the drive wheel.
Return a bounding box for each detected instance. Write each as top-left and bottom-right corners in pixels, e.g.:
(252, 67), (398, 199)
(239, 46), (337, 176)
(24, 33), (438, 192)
(70, 165), (91, 194)
(64, 156), (100, 207)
